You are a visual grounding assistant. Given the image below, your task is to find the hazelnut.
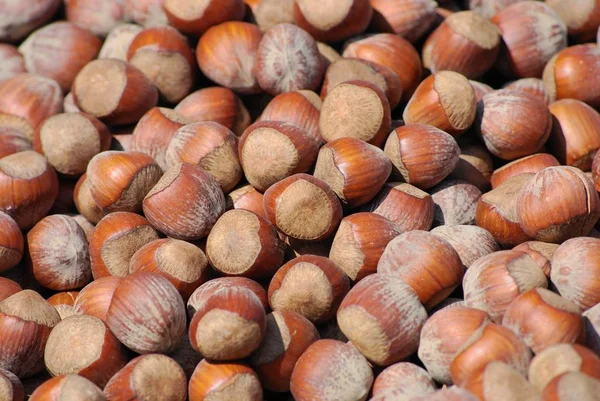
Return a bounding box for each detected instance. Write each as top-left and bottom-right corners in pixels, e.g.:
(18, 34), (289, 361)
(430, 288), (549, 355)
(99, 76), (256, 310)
(517, 166), (600, 243)
(403, 71), (476, 136)
(166, 122), (242, 192)
(0, 113), (34, 144)
(405, 387), (480, 401)
(143, 162), (226, 240)
(127, 26), (196, 103)
(90, 212), (159, 279)
(28, 215), (91, 291)
(104, 354), (186, 401)
(47, 292), (78, 308)
(29, 375), (104, 401)
(512, 241), (558, 277)
(188, 360), (262, 401)
(98, 23), (143, 61)
(0, 278), (21, 302)
(0, 151), (59, 230)
(503, 78), (555, 106)
(461, 361), (540, 401)
(363, 182), (434, 231)
(129, 238), (209, 300)
(370, 0), (437, 42)
(491, 1), (567, 78)
(320, 80), (391, 147)
(73, 173), (103, 225)
(431, 225), (499, 269)
(551, 237), (600, 310)
(470, 80), (494, 102)
(175, 87), (251, 137)
(188, 281), (266, 360)
(529, 344), (600, 390)
(0, 212), (23, 273)
(372, 362), (436, 397)
(314, 138), (392, 208)
(47, 291), (78, 320)
(44, 315), (127, 388)
(206, 209), (285, 279)
(18, 22), (101, 92)
(290, 339), (373, 401)
(0, 74), (63, 132)
(320, 58), (401, 111)
(72, 59), (158, 126)
(239, 121), (318, 192)
(502, 288), (583, 353)
(259, 90), (322, 144)
(467, 0), (521, 19)
(476, 90), (552, 160)
(64, 0), (127, 37)
(196, 22), (262, 94)
(476, 173), (534, 247)
(0, 45), (26, 84)
(73, 276), (121, 322)
(163, 0), (245, 35)
(543, 44), (600, 108)
(418, 305), (490, 384)
(71, 214), (95, 240)
(450, 322), (532, 386)
(541, 372), (600, 400)
(187, 276), (268, 318)
(268, 255), (349, 323)
(226, 184), (266, 219)
(130, 108), (191, 171)
(548, 99), (600, 170)
(253, 0), (295, 31)
(33, 112), (111, 177)
(87, 151), (162, 214)
(430, 180), (481, 226)
(546, 0), (600, 41)
(292, 0), (372, 43)
(463, 250), (548, 322)
(490, 153), (559, 189)
(329, 213), (401, 282)
(588, 152), (600, 192)
(338, 273), (428, 365)
(316, 41), (341, 68)
(423, 11), (500, 79)
(251, 311), (319, 392)
(107, 271), (186, 354)
(378, 231), (464, 308)
(0, 290), (60, 377)
(0, 131), (31, 159)
(0, 0), (60, 43)
(255, 23), (324, 95)
(263, 173), (342, 241)
(384, 124), (460, 189)
(449, 144), (494, 191)
(0, 368), (23, 401)
(343, 33), (423, 101)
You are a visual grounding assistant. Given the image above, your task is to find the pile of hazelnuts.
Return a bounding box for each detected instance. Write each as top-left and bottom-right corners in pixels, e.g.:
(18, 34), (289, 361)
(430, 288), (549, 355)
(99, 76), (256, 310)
(2, 0), (600, 400)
